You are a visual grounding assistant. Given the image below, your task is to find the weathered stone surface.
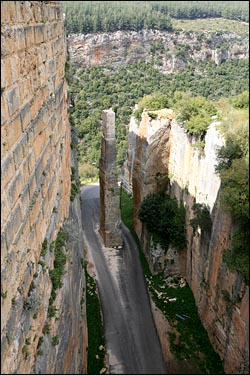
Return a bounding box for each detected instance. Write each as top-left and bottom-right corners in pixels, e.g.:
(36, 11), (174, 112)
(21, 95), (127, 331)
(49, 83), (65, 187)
(68, 29), (249, 73)
(1, 2), (86, 374)
(99, 109), (123, 247)
(122, 110), (249, 374)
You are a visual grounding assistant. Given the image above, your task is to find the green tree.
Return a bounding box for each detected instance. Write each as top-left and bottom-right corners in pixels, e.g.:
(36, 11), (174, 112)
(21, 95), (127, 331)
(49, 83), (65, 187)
(175, 95), (217, 137)
(133, 93), (170, 121)
(139, 193), (186, 250)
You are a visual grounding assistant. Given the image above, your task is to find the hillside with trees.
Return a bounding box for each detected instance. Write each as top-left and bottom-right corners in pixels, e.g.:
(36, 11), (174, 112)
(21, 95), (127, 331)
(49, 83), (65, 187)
(68, 59), (249, 173)
(63, 1), (249, 34)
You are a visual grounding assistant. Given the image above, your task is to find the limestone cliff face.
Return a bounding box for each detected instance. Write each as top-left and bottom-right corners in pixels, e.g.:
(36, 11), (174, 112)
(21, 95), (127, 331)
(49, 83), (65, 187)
(121, 111), (249, 374)
(67, 29), (249, 73)
(1, 2), (87, 373)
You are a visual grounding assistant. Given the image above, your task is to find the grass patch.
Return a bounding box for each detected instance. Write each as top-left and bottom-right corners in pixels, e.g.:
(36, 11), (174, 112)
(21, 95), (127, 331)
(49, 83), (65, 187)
(172, 18), (249, 36)
(121, 189), (224, 374)
(84, 264), (106, 374)
(70, 166), (81, 201)
(48, 229), (68, 315)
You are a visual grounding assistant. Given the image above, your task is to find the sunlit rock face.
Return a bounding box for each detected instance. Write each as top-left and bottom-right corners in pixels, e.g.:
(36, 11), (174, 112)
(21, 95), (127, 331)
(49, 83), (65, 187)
(168, 121), (224, 212)
(122, 111), (249, 374)
(67, 29), (249, 73)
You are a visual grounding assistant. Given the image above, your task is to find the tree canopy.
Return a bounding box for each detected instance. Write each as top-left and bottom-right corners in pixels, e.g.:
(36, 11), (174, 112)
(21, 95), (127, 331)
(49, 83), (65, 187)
(63, 1), (249, 35)
(139, 193), (186, 250)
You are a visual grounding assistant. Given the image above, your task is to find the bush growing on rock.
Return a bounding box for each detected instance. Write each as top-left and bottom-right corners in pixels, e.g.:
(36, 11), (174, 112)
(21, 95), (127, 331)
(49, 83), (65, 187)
(138, 192), (186, 251)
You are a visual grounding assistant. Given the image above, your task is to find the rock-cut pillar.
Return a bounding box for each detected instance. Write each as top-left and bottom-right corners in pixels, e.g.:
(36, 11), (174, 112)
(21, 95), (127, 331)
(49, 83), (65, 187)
(99, 109), (123, 247)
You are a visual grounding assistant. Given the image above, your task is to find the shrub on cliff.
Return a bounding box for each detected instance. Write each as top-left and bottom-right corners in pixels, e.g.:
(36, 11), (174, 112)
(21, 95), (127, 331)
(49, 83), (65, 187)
(230, 90), (249, 109)
(175, 94), (217, 138)
(133, 93), (170, 121)
(138, 193), (186, 251)
(190, 203), (212, 234)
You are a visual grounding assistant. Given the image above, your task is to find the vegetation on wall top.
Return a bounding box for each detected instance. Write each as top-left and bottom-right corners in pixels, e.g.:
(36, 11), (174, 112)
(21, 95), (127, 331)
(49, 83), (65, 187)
(174, 93), (217, 138)
(133, 93), (170, 121)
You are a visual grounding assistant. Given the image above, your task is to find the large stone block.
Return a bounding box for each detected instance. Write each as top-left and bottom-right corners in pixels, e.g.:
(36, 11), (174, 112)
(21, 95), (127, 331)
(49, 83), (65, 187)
(1, 232), (8, 265)
(24, 25), (35, 49)
(19, 183), (30, 218)
(13, 136), (25, 170)
(28, 172), (37, 199)
(20, 157), (30, 188)
(18, 78), (33, 105)
(26, 120), (36, 147)
(19, 1), (35, 24)
(4, 203), (22, 248)
(6, 170), (23, 209)
(29, 192), (43, 227)
(1, 190), (10, 228)
(6, 113), (22, 150)
(10, 55), (19, 85)
(34, 24), (45, 45)
(5, 86), (20, 116)
(1, 57), (13, 88)
(34, 155), (45, 185)
(39, 43), (48, 66)
(1, 27), (17, 56)
(16, 27), (26, 51)
(12, 211), (30, 250)
(20, 103), (31, 131)
(34, 4), (43, 23)
(27, 150), (36, 176)
(1, 1), (16, 24)
(34, 209), (45, 242)
(33, 132), (47, 161)
(1, 153), (16, 189)
(1, 94), (8, 126)
(1, 125), (9, 159)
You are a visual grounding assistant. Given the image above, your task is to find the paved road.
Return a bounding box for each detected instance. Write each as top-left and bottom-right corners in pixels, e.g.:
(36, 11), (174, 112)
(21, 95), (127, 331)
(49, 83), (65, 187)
(81, 184), (166, 374)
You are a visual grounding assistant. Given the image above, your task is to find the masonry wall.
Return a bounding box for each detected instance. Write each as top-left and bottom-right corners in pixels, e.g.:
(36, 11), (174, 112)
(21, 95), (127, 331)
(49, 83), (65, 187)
(1, 2), (86, 373)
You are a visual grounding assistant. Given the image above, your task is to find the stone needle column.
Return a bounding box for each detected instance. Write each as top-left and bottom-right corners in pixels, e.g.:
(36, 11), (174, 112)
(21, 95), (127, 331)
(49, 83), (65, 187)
(99, 109), (123, 247)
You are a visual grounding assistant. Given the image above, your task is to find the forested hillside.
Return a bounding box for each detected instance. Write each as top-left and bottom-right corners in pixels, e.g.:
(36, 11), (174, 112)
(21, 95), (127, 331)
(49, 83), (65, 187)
(67, 58), (249, 175)
(63, 1), (249, 34)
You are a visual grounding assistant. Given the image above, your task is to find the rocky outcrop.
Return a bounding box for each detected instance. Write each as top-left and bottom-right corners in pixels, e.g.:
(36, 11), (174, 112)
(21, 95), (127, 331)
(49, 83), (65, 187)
(1, 2), (87, 373)
(67, 29), (249, 73)
(121, 110), (249, 374)
(99, 109), (123, 247)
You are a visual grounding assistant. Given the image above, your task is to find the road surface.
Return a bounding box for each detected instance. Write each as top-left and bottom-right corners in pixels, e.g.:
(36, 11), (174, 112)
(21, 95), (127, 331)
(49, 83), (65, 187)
(81, 184), (166, 374)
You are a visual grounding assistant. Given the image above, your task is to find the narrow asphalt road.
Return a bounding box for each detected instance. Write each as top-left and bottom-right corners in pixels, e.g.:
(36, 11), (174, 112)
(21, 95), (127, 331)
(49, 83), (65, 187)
(81, 184), (166, 374)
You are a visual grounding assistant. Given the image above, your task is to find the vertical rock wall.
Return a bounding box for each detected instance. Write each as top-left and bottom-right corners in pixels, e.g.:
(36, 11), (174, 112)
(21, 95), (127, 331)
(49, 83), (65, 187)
(122, 110), (249, 373)
(67, 29), (249, 74)
(99, 109), (123, 247)
(1, 2), (87, 373)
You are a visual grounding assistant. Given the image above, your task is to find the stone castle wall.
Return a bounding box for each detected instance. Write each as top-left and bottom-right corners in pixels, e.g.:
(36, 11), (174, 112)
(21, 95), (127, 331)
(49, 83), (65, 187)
(1, 2), (81, 373)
